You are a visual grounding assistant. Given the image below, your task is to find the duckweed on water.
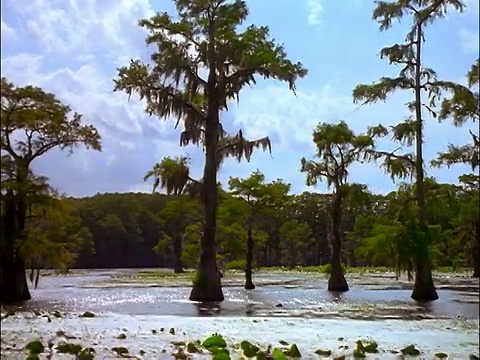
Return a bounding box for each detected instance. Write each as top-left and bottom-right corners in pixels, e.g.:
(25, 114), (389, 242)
(187, 342), (201, 353)
(79, 311), (95, 318)
(25, 339), (44, 355)
(15, 332), (479, 359)
(400, 344), (421, 356)
(240, 340), (260, 357)
(111, 346), (129, 355)
(314, 349), (332, 356)
(202, 333), (227, 349)
(56, 341), (83, 355)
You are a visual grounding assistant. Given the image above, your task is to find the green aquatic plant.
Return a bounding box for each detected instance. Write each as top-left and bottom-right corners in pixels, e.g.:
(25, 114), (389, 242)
(111, 346), (129, 356)
(78, 348), (96, 360)
(56, 342), (83, 355)
(187, 342), (201, 353)
(272, 348), (287, 360)
(401, 344), (421, 356)
(315, 349), (332, 356)
(356, 339), (379, 353)
(25, 340), (44, 355)
(79, 311), (95, 318)
(202, 334), (227, 349)
(240, 340), (260, 357)
(284, 344), (301, 357)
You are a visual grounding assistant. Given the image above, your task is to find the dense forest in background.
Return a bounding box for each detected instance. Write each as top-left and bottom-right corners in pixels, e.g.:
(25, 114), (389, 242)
(65, 175), (478, 277)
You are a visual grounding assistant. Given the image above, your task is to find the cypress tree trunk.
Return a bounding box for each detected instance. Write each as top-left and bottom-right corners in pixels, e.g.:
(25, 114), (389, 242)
(189, 16), (223, 302)
(0, 253), (31, 304)
(0, 188), (31, 304)
(245, 225), (255, 290)
(411, 23), (438, 301)
(327, 194), (349, 292)
(189, 122), (224, 301)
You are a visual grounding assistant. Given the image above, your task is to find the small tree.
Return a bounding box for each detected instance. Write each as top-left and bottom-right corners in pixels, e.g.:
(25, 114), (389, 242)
(145, 156), (203, 273)
(352, 0), (465, 301)
(115, 0), (307, 301)
(153, 197), (202, 273)
(228, 170), (290, 289)
(300, 121), (381, 292)
(0, 78), (101, 304)
(22, 194), (93, 287)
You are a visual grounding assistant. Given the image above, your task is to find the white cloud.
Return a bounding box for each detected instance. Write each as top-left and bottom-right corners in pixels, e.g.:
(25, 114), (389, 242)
(306, 0), (323, 25)
(231, 84), (354, 148)
(1, 16), (16, 43)
(0, 0), (180, 197)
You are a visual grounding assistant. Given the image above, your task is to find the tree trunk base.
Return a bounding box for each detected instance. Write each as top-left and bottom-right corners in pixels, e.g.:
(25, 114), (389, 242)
(244, 282), (255, 290)
(0, 257), (31, 304)
(244, 268), (255, 290)
(189, 261), (224, 302)
(328, 268), (349, 292)
(411, 263), (438, 301)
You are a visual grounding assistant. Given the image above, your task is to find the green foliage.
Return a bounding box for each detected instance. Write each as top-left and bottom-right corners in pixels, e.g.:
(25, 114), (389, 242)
(56, 177), (478, 276)
(21, 197), (93, 287)
(25, 340), (44, 355)
(145, 156), (193, 196)
(279, 220), (311, 267)
(0, 79), (101, 299)
(225, 259), (247, 270)
(192, 271), (208, 288)
(300, 121), (379, 189)
(115, 0), (307, 201)
(1, 78), (101, 161)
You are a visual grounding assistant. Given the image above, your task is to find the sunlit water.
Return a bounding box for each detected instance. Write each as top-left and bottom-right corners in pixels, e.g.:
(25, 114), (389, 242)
(12, 269), (480, 319)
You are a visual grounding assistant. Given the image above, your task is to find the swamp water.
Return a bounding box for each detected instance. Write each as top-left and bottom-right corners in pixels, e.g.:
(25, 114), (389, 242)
(1, 269), (479, 359)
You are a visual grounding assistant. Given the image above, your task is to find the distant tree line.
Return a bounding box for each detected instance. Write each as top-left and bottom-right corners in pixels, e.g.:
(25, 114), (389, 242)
(66, 173), (478, 282)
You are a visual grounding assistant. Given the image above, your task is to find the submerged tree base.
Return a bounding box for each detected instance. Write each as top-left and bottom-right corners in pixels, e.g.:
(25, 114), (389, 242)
(245, 282), (256, 290)
(189, 263), (224, 302)
(0, 258), (32, 305)
(327, 269), (349, 292)
(411, 264), (439, 302)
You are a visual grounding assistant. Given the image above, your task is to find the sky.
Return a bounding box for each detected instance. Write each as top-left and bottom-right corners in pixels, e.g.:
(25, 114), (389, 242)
(1, 0), (479, 197)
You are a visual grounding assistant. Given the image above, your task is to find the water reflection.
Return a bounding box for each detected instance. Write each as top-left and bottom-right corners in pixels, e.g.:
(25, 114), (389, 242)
(326, 292), (345, 303)
(194, 302), (222, 316)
